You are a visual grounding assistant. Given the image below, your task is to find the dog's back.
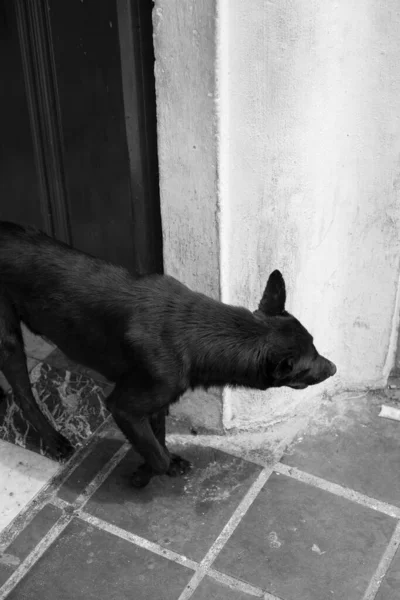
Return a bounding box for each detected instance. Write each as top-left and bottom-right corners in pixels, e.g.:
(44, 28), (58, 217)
(0, 221), (216, 382)
(0, 221), (336, 392)
(0, 222), (154, 378)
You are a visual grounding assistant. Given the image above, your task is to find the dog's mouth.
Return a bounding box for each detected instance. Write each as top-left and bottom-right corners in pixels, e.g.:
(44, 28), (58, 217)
(288, 382), (308, 390)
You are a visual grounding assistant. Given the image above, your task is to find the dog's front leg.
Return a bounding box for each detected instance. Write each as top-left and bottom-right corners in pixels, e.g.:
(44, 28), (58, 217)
(150, 408), (192, 478)
(106, 381), (172, 488)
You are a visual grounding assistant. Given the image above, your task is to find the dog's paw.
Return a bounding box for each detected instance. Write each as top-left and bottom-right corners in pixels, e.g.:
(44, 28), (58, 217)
(131, 464), (153, 488)
(167, 454), (192, 477)
(44, 432), (74, 463)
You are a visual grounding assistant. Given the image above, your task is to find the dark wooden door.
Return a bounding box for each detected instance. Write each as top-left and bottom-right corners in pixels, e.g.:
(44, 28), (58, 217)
(0, 0), (162, 274)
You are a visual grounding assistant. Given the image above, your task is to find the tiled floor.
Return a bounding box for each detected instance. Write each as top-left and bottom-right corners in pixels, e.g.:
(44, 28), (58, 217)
(0, 327), (112, 533)
(1, 337), (400, 598)
(0, 441), (59, 532)
(0, 328), (60, 532)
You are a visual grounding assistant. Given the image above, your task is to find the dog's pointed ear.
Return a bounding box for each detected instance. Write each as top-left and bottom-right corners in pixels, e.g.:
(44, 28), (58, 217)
(259, 270), (286, 316)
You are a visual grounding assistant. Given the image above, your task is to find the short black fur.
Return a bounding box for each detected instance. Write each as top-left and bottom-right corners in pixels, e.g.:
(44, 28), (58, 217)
(0, 222), (336, 487)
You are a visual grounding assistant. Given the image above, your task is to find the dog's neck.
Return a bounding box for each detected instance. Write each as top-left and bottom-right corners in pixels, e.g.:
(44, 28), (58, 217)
(187, 300), (273, 391)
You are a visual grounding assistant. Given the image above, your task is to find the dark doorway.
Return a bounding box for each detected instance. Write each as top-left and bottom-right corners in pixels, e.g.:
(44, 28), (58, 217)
(0, 0), (162, 275)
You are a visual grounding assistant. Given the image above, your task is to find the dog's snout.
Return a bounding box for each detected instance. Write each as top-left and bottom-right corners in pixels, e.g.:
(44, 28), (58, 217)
(327, 360), (337, 376)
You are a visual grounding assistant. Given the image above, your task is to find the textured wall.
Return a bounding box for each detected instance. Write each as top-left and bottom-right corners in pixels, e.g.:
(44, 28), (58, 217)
(221, 0), (400, 428)
(154, 0), (400, 431)
(153, 0), (223, 430)
(153, 0), (219, 298)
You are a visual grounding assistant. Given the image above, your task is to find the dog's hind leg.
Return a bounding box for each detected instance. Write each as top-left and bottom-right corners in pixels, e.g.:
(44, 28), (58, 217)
(0, 294), (74, 461)
(150, 408), (192, 478)
(0, 386), (7, 403)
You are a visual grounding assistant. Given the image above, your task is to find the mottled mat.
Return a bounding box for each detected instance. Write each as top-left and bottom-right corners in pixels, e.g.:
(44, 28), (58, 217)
(0, 362), (110, 460)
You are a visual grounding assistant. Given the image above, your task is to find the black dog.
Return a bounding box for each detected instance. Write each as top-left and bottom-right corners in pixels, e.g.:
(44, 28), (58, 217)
(0, 221), (336, 487)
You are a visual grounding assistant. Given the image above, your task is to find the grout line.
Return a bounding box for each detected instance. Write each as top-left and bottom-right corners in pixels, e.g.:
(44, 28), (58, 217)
(79, 509), (283, 599)
(0, 440), (130, 598)
(362, 521), (400, 600)
(71, 442), (130, 509)
(51, 496), (70, 511)
(0, 489), (56, 553)
(208, 568), (281, 599)
(0, 415), (113, 551)
(275, 463), (400, 519)
(176, 467), (274, 600)
(78, 511), (198, 571)
(4, 422), (400, 600)
(0, 512), (71, 600)
(55, 499), (282, 600)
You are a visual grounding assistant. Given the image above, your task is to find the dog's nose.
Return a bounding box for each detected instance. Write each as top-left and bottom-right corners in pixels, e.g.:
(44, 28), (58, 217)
(327, 360), (337, 376)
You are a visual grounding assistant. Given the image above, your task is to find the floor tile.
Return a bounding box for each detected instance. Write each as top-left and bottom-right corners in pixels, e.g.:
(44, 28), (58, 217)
(45, 348), (111, 386)
(214, 472), (396, 600)
(282, 391), (400, 507)
(0, 363), (109, 460)
(22, 326), (55, 361)
(375, 546), (400, 600)
(190, 577), (256, 599)
(0, 440), (59, 532)
(26, 358), (40, 373)
(7, 517), (192, 600)
(58, 436), (124, 504)
(85, 445), (261, 561)
(0, 504), (62, 586)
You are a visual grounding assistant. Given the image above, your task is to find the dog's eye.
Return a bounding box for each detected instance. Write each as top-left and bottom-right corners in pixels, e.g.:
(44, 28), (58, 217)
(296, 369), (309, 378)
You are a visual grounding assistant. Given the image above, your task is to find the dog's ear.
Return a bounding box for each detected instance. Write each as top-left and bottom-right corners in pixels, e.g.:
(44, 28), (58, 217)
(259, 270), (286, 316)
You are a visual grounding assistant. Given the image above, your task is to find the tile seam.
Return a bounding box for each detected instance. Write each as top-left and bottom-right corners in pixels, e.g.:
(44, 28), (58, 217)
(176, 467), (274, 600)
(275, 463), (400, 519)
(0, 414), (113, 551)
(0, 512), (71, 600)
(207, 568), (283, 599)
(79, 511), (198, 571)
(52, 499), (285, 600)
(0, 441), (130, 598)
(3, 428), (400, 599)
(362, 520), (400, 600)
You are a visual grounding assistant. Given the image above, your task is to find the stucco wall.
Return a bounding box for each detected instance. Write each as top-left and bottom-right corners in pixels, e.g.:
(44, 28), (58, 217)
(154, 0), (400, 431)
(153, 0), (223, 430)
(220, 0), (400, 429)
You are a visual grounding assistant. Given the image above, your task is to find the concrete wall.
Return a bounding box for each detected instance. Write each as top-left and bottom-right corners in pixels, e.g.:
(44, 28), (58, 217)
(153, 0), (223, 430)
(220, 0), (400, 429)
(154, 0), (400, 431)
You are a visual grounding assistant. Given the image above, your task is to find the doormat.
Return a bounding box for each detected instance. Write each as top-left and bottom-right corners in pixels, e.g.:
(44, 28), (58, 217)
(0, 362), (110, 461)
